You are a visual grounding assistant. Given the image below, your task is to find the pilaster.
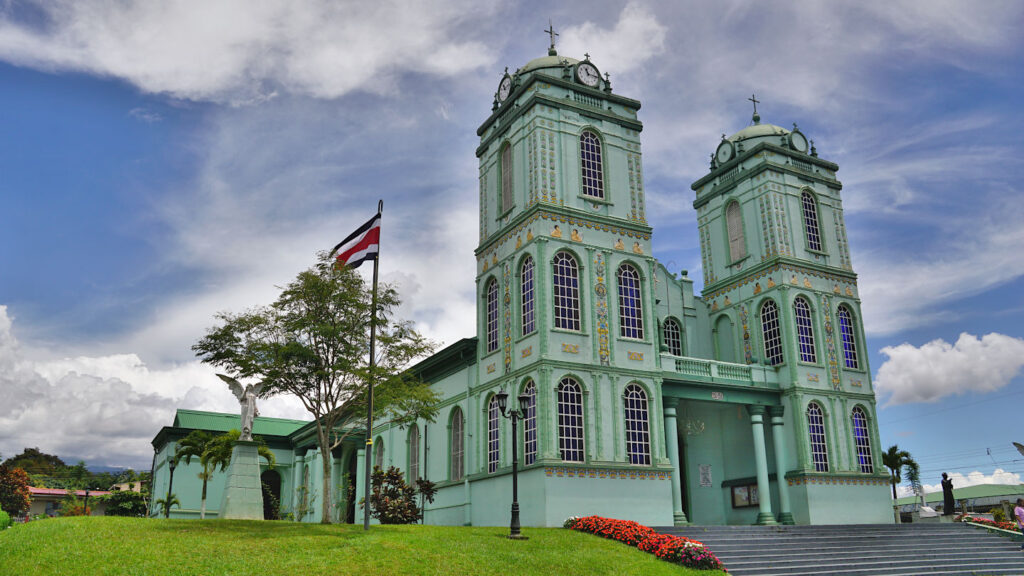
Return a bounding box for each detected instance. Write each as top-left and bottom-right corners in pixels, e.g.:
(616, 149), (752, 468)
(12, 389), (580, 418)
(746, 405), (777, 525)
(769, 405), (794, 525)
(663, 400), (688, 525)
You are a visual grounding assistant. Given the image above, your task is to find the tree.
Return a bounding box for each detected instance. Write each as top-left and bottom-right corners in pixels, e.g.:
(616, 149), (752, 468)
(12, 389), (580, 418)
(3, 447), (66, 476)
(175, 429), (275, 520)
(102, 487), (148, 517)
(882, 445), (917, 500)
(194, 255), (438, 523)
(155, 494), (181, 517)
(0, 463), (31, 517)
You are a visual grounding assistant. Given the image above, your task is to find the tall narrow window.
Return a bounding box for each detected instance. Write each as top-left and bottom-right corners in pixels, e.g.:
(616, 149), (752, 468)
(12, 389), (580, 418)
(485, 278), (499, 353)
(761, 300), (783, 365)
(623, 384), (651, 465)
(663, 318), (683, 356)
(487, 396), (500, 473)
(838, 305), (860, 369)
(408, 425), (420, 481)
(793, 297), (817, 363)
(557, 378), (585, 462)
(374, 438), (384, 471)
(580, 131), (604, 199)
(851, 407), (873, 473)
(521, 256), (535, 335)
(726, 201), (746, 261)
(617, 264), (644, 339)
(806, 403), (829, 472)
(501, 143), (513, 213)
(522, 381), (537, 466)
(552, 252), (581, 331)
(802, 191), (822, 251)
(450, 407), (464, 481)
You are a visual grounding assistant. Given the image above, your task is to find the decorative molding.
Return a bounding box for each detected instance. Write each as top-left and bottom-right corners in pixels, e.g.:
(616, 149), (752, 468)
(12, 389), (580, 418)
(739, 304), (753, 364)
(544, 466), (670, 480)
(521, 346), (532, 359)
(594, 253), (611, 366)
(787, 475), (888, 488)
(627, 351), (643, 361)
(820, 294), (841, 391)
(562, 343), (579, 354)
(503, 262), (512, 374)
(486, 363), (496, 374)
(807, 374), (819, 383)
(702, 262), (857, 301)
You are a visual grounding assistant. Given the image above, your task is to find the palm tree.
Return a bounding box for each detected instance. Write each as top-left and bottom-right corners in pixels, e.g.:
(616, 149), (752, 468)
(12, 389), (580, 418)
(202, 430), (276, 512)
(174, 430), (219, 519)
(155, 494), (181, 517)
(882, 445), (917, 500)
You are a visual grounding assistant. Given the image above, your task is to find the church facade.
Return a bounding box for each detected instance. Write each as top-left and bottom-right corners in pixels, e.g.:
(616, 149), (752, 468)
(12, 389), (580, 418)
(151, 44), (892, 527)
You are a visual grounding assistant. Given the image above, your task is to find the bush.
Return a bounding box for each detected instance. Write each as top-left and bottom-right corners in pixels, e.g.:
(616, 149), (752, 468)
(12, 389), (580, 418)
(990, 507), (1008, 523)
(0, 508), (11, 530)
(365, 466), (436, 525)
(102, 489), (148, 517)
(0, 464), (31, 516)
(565, 515), (724, 571)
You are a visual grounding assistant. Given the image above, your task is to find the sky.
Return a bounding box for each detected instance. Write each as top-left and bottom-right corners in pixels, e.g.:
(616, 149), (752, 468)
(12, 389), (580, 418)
(0, 1), (1022, 497)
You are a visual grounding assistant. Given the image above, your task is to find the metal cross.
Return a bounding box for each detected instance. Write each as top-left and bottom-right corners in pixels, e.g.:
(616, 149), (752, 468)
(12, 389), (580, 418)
(545, 21), (558, 50)
(748, 94), (760, 116)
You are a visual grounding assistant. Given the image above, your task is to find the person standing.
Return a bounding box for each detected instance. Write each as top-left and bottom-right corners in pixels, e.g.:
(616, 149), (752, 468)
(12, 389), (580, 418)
(941, 473), (955, 515)
(1014, 498), (1024, 550)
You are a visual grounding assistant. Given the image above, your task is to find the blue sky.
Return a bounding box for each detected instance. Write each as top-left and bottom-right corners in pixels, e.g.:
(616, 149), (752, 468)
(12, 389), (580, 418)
(0, 1), (1022, 495)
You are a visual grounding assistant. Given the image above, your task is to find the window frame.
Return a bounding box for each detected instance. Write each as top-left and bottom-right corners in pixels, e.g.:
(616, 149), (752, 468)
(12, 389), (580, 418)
(552, 252), (582, 332)
(485, 277), (499, 353)
(500, 142), (513, 215)
(520, 255), (535, 336)
(373, 436), (385, 471)
(793, 296), (817, 364)
(522, 381), (537, 466)
(806, 402), (830, 472)
(663, 317), (683, 356)
(579, 130), (605, 200)
(837, 305), (860, 370)
(851, 406), (873, 473)
(623, 383), (651, 466)
(408, 424), (420, 482)
(617, 263), (644, 340)
(801, 190), (823, 252)
(761, 299), (784, 366)
(726, 200), (747, 263)
(557, 377), (586, 463)
(487, 395), (501, 474)
(450, 407), (464, 481)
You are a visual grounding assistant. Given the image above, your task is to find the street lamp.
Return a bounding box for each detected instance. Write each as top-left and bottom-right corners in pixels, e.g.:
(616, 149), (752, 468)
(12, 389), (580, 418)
(495, 388), (532, 540)
(165, 457), (178, 519)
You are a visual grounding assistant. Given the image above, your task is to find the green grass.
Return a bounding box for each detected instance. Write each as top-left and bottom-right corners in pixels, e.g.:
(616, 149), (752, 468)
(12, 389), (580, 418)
(0, 517), (725, 575)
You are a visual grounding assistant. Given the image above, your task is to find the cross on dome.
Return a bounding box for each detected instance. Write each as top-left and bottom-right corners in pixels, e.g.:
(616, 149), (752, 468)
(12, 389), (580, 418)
(749, 93), (761, 124)
(545, 21), (559, 55)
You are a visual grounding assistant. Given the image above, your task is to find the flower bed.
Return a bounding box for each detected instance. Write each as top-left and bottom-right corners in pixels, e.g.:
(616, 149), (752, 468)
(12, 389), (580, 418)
(565, 516), (725, 571)
(956, 514), (1019, 532)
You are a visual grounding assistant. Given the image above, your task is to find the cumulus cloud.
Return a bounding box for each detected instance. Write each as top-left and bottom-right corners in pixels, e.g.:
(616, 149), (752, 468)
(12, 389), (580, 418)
(0, 0), (498, 103)
(875, 333), (1024, 406)
(897, 468), (1022, 498)
(558, 2), (667, 78)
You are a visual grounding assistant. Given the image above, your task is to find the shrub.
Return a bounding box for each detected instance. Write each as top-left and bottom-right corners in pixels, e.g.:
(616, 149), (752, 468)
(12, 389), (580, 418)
(0, 464), (31, 516)
(990, 507), (1008, 523)
(365, 467), (428, 525)
(102, 488), (148, 517)
(566, 515), (724, 571)
(0, 508), (11, 530)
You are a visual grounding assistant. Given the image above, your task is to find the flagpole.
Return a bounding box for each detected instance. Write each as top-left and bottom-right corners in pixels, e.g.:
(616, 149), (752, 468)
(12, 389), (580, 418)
(364, 199), (382, 530)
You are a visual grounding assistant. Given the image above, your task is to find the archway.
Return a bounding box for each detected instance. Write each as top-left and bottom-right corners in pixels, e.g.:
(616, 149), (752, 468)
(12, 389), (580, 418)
(261, 469), (282, 520)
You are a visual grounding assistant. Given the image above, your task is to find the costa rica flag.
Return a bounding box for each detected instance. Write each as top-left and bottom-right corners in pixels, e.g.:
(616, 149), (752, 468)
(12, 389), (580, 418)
(331, 212), (380, 269)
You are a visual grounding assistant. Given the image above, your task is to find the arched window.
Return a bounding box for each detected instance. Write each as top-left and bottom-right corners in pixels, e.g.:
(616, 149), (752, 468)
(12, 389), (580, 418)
(485, 278), (499, 353)
(793, 297), (817, 363)
(837, 305), (860, 369)
(806, 403), (829, 472)
(450, 407), (464, 481)
(500, 143), (513, 213)
(557, 378), (585, 462)
(552, 252), (581, 331)
(761, 300), (783, 365)
(522, 381), (537, 466)
(851, 407), (873, 473)
(580, 130), (604, 199)
(726, 201), (746, 261)
(663, 318), (683, 356)
(374, 437), (385, 471)
(408, 425), (420, 481)
(487, 395), (500, 473)
(623, 384), (651, 465)
(617, 264), (644, 339)
(802, 191), (822, 252)
(521, 256), (535, 336)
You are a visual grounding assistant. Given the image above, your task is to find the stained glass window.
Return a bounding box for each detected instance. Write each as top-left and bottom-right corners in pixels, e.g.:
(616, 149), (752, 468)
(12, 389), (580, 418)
(761, 300), (783, 365)
(838, 305), (860, 369)
(580, 131), (604, 199)
(623, 384), (651, 465)
(450, 407), (464, 481)
(807, 403), (829, 472)
(553, 252), (581, 331)
(521, 256), (535, 336)
(852, 407), (873, 473)
(794, 297), (817, 363)
(557, 378), (585, 462)
(488, 396), (500, 473)
(617, 264), (644, 339)
(485, 278), (499, 352)
(663, 318), (683, 356)
(523, 381), (537, 466)
(802, 191), (822, 251)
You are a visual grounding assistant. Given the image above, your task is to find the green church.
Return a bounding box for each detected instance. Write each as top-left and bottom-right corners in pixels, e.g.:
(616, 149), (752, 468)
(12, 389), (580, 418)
(151, 41), (892, 527)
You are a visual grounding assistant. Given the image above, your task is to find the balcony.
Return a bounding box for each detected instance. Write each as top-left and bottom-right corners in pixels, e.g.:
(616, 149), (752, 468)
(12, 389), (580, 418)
(661, 354), (779, 388)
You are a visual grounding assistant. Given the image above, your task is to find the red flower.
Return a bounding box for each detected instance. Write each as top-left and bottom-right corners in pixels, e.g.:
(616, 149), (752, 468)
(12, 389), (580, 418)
(566, 515), (724, 571)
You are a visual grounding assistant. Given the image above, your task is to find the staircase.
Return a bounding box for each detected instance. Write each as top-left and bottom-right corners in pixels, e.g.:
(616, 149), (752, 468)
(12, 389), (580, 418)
(659, 523), (1024, 575)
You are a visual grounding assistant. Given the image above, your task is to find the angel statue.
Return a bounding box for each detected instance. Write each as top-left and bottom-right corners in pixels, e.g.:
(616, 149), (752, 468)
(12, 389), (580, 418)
(217, 374), (266, 442)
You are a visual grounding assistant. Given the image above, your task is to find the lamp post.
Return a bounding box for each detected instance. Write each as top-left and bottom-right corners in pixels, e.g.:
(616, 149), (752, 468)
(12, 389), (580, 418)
(495, 389), (532, 540)
(165, 457), (177, 519)
(84, 489), (90, 517)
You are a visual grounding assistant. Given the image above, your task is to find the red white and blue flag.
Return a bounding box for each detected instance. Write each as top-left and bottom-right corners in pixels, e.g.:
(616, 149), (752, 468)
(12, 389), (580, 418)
(331, 212), (380, 269)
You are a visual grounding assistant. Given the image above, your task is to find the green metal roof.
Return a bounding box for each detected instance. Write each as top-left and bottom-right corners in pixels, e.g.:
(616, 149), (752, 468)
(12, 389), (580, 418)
(895, 483), (1024, 505)
(171, 409), (308, 438)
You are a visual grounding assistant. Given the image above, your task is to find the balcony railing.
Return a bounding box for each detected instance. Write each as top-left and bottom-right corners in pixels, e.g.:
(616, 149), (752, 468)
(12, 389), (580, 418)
(662, 354), (779, 387)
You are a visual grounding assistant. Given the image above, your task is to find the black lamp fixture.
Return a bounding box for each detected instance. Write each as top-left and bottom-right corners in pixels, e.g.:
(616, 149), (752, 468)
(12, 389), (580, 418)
(495, 388), (533, 540)
(165, 456), (178, 519)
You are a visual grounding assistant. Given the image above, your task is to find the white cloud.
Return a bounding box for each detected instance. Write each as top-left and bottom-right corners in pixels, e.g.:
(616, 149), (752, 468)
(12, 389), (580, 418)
(897, 468), (1022, 497)
(875, 333), (1024, 406)
(0, 0), (498, 103)
(558, 2), (667, 77)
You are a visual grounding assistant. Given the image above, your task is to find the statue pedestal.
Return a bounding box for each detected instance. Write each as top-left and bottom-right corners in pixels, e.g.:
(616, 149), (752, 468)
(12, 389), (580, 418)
(219, 440), (265, 520)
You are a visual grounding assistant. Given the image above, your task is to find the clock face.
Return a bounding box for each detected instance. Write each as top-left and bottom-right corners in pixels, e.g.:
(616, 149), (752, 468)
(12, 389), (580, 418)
(498, 76), (512, 102)
(716, 141), (733, 164)
(576, 63), (600, 87)
(789, 130), (808, 153)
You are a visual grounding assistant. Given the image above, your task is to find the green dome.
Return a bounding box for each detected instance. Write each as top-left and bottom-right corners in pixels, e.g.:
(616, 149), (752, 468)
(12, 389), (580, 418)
(519, 54), (580, 74)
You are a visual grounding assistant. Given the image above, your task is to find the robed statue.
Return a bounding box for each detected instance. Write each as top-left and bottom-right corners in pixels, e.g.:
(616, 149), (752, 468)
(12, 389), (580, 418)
(217, 374), (265, 441)
(941, 472), (955, 515)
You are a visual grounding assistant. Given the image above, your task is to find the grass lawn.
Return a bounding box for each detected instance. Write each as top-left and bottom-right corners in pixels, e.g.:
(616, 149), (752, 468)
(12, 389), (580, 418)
(0, 517), (726, 575)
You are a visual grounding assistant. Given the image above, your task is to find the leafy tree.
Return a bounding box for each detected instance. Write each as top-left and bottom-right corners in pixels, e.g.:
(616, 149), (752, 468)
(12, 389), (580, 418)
(175, 429), (275, 519)
(3, 448), (66, 476)
(882, 445), (918, 500)
(0, 463), (31, 516)
(194, 255), (438, 523)
(365, 466), (435, 525)
(102, 487), (149, 517)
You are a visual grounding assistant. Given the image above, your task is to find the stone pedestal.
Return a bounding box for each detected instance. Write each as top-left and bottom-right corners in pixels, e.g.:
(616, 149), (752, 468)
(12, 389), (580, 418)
(219, 441), (265, 520)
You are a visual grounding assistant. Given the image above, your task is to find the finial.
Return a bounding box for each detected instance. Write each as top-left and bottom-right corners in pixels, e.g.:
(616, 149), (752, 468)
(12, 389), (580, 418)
(792, 122), (798, 131)
(810, 140), (818, 157)
(503, 66), (508, 75)
(710, 153), (716, 169)
(545, 20), (559, 56)
(748, 93), (761, 124)
(584, 52), (591, 61)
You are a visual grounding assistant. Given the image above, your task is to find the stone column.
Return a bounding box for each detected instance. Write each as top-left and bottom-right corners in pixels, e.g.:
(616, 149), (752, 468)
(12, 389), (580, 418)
(747, 405), (777, 525)
(663, 399), (688, 525)
(769, 405), (794, 525)
(219, 441), (265, 520)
